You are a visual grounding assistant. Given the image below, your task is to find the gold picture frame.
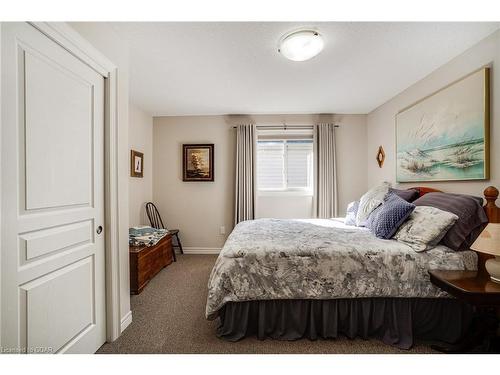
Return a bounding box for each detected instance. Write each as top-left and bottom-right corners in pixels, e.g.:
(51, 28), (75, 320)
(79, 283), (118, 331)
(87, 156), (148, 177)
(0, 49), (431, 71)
(130, 150), (144, 178)
(395, 67), (490, 182)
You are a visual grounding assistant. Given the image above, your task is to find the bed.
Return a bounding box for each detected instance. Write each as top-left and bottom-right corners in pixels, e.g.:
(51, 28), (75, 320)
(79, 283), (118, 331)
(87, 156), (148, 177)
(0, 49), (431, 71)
(205, 186), (499, 349)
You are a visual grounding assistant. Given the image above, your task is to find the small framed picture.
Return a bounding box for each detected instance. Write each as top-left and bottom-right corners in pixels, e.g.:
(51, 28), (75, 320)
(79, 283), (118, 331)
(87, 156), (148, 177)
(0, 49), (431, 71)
(183, 144), (214, 182)
(130, 150), (144, 178)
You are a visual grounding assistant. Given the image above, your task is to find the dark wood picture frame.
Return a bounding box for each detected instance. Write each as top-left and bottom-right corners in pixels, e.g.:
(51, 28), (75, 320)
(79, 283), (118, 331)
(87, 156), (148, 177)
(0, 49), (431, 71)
(182, 144), (214, 182)
(130, 150), (144, 178)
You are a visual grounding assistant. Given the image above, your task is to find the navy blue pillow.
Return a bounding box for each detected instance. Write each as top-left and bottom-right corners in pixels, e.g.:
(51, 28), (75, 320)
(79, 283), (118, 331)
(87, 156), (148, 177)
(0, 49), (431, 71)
(367, 193), (415, 239)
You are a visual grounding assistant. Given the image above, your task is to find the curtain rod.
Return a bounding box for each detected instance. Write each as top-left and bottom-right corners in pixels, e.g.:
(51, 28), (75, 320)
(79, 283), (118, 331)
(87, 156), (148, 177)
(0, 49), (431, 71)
(231, 125), (339, 129)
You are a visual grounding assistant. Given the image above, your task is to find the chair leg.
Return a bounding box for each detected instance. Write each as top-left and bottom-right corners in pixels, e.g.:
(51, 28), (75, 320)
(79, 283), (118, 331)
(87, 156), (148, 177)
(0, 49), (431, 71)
(175, 233), (184, 254)
(172, 245), (177, 262)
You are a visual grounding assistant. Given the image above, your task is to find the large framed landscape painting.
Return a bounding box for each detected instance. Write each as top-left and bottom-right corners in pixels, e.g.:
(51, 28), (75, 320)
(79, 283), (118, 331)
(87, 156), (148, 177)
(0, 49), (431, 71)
(182, 144), (214, 181)
(396, 67), (490, 182)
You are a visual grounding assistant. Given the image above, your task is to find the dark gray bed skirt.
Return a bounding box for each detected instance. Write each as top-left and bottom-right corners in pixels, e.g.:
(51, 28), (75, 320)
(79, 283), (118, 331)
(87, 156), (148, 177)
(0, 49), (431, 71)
(216, 298), (473, 350)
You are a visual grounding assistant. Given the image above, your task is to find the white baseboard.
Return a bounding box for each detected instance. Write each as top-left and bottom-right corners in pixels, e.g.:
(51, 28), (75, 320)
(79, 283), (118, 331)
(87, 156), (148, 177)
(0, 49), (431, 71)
(182, 247), (221, 254)
(120, 310), (133, 333)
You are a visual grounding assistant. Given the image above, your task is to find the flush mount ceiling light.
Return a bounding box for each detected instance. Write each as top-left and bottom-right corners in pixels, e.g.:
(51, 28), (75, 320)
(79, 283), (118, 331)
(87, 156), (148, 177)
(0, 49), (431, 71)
(278, 29), (324, 62)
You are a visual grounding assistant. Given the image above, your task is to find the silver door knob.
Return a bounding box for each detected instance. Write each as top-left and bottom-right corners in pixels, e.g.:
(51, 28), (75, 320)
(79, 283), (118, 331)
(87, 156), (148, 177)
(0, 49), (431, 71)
(96, 226), (103, 234)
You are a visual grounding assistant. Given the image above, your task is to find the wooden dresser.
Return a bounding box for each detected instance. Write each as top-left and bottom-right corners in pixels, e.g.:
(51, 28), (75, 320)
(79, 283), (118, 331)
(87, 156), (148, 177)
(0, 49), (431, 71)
(129, 233), (174, 294)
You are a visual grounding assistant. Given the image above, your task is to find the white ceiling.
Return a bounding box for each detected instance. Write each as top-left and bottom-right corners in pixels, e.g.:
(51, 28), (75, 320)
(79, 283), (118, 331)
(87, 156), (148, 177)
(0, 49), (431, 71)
(109, 22), (499, 116)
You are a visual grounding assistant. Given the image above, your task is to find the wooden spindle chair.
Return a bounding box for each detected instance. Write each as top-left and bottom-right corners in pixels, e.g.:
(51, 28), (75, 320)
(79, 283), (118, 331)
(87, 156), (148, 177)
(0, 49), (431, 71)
(145, 202), (183, 262)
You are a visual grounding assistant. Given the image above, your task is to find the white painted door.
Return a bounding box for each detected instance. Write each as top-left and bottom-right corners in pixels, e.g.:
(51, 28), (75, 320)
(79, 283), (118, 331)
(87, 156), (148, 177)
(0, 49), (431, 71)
(1, 23), (106, 353)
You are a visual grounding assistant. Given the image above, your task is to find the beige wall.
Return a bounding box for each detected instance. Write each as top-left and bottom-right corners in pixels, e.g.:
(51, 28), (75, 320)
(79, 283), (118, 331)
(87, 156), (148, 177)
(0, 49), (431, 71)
(129, 102), (153, 226)
(70, 22), (132, 330)
(153, 114), (367, 250)
(367, 30), (500, 196)
(153, 116), (235, 251)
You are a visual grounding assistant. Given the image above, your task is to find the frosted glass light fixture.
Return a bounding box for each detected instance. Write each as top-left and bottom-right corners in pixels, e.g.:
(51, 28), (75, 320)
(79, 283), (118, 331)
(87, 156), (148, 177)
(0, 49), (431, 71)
(278, 29), (324, 62)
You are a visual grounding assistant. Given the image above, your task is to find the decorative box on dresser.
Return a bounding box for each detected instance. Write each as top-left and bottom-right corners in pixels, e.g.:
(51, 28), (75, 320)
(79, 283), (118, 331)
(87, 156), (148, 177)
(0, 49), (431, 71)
(129, 233), (174, 294)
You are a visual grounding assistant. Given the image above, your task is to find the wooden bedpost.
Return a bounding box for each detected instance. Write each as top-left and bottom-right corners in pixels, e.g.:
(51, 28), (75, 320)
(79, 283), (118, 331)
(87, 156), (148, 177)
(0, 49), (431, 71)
(478, 186), (500, 275)
(484, 186), (500, 223)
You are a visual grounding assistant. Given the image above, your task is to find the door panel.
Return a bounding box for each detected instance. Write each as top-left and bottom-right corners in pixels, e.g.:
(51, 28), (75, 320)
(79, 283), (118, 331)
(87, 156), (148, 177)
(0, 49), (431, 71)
(24, 50), (93, 210)
(1, 23), (106, 354)
(20, 257), (94, 353)
(20, 220), (93, 262)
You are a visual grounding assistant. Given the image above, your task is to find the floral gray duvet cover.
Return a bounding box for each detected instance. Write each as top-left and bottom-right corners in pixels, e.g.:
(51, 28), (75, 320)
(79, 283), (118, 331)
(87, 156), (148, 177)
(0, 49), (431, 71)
(206, 218), (477, 319)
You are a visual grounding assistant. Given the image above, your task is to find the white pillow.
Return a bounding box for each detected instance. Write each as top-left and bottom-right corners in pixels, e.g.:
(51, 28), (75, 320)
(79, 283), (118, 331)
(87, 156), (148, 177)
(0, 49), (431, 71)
(393, 206), (458, 252)
(355, 182), (390, 226)
(344, 201), (359, 226)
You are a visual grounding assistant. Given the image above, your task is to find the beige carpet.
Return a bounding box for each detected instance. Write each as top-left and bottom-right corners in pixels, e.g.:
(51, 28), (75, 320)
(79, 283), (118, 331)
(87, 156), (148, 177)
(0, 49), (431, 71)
(97, 254), (435, 354)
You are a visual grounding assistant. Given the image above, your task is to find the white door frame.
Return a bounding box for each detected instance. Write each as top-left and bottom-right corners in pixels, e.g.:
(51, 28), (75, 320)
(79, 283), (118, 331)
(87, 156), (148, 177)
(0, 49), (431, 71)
(21, 22), (122, 343)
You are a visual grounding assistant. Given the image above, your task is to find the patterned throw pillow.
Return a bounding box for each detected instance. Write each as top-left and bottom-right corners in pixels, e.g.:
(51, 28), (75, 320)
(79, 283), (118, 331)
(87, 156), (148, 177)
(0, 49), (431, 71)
(345, 201), (359, 226)
(366, 193), (415, 239)
(355, 182), (390, 226)
(393, 206), (459, 252)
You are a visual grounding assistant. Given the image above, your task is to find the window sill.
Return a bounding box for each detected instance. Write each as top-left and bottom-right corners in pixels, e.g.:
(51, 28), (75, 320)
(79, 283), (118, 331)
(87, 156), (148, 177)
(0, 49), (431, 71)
(257, 190), (314, 197)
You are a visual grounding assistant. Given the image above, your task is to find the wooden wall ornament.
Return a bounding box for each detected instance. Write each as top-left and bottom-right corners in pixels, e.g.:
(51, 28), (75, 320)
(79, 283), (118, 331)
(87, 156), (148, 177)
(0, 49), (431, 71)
(376, 146), (385, 168)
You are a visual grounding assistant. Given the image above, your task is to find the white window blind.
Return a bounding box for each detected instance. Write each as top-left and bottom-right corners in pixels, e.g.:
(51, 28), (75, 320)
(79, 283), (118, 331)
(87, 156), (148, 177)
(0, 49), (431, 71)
(257, 141), (285, 189)
(286, 141), (314, 188)
(257, 139), (313, 192)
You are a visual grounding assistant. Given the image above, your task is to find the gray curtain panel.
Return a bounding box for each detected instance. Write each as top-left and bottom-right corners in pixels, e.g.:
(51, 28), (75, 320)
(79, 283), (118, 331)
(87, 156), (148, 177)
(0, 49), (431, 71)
(234, 124), (256, 225)
(314, 123), (338, 218)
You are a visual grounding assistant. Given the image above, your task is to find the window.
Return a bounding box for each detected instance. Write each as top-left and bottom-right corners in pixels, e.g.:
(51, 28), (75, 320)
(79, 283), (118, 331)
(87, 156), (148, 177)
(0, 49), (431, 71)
(257, 139), (314, 193)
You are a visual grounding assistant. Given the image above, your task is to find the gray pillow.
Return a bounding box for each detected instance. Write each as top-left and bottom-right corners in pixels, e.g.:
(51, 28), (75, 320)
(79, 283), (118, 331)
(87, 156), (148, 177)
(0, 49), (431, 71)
(389, 188), (419, 203)
(366, 193), (415, 239)
(394, 206), (458, 252)
(413, 192), (488, 251)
